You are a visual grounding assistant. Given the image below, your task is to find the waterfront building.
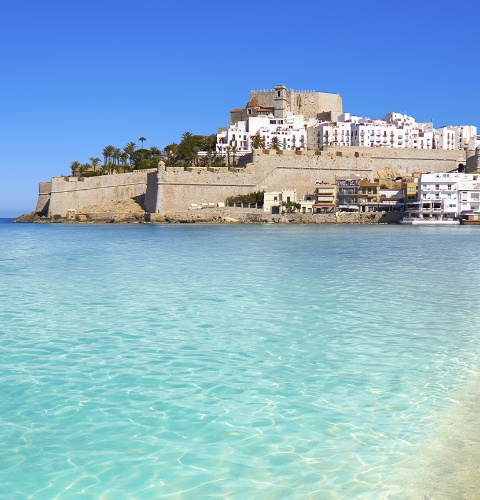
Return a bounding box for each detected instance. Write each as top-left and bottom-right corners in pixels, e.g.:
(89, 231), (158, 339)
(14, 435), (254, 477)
(378, 188), (405, 212)
(416, 173), (460, 218)
(403, 177), (420, 211)
(263, 189), (297, 214)
(457, 173), (480, 214)
(300, 193), (315, 214)
(313, 183), (337, 213)
(358, 179), (380, 212)
(336, 178), (360, 211)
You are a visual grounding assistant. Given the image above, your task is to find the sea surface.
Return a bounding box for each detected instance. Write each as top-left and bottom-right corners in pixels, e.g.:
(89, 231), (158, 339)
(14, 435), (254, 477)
(1, 220), (480, 499)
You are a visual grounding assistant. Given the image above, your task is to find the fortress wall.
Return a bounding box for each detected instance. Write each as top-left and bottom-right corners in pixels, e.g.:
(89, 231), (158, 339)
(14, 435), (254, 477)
(155, 168), (259, 213)
(249, 89), (342, 119)
(36, 182), (52, 214)
(466, 148), (480, 173)
(154, 147), (467, 214)
(47, 170), (155, 217)
(288, 92), (343, 117)
(39, 148), (469, 218)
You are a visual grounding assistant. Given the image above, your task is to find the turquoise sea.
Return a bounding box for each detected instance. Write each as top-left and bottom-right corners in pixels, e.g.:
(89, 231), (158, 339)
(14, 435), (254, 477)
(1, 220), (480, 498)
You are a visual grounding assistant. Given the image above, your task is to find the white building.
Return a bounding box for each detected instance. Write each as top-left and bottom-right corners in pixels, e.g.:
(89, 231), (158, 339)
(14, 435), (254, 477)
(435, 127), (457, 150)
(457, 173), (480, 214)
(217, 106), (477, 159)
(468, 136), (480, 150)
(217, 113), (307, 158)
(416, 172), (460, 218)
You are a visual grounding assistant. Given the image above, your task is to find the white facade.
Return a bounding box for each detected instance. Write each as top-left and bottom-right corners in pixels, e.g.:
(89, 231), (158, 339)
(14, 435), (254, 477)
(217, 113), (307, 157)
(451, 125), (477, 150)
(418, 173), (459, 217)
(307, 113), (441, 150)
(217, 107), (477, 158)
(307, 121), (352, 149)
(435, 127), (457, 150)
(415, 173), (480, 218)
(457, 174), (480, 213)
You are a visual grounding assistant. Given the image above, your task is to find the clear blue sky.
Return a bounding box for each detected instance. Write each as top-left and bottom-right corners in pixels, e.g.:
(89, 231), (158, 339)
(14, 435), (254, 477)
(1, 0), (479, 217)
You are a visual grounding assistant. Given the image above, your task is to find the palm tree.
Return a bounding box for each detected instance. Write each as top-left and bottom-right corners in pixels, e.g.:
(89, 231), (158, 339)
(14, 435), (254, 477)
(226, 146), (231, 167)
(89, 157), (101, 172)
(203, 134), (217, 168)
(124, 142), (136, 166)
(102, 145), (115, 164)
(271, 136), (280, 151)
(113, 147), (121, 165)
(70, 160), (81, 177)
(251, 134), (265, 150)
(138, 137), (146, 148)
(164, 143), (179, 167)
(120, 152), (128, 171)
(80, 163), (91, 176)
(150, 146), (161, 157)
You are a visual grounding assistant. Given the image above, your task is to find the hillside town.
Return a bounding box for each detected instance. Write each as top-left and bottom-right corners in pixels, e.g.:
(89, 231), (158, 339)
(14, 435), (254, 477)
(216, 85), (479, 158)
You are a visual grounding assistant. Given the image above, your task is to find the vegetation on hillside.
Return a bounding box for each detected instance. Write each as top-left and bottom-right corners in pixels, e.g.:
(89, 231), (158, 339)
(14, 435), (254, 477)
(70, 137), (162, 177)
(69, 132), (232, 177)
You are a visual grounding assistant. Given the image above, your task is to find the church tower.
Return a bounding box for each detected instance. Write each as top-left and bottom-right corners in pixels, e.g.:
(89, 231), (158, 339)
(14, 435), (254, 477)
(274, 84), (287, 119)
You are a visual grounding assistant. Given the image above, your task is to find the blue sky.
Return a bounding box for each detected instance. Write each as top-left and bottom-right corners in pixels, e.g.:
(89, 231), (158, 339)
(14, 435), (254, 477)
(1, 0), (479, 217)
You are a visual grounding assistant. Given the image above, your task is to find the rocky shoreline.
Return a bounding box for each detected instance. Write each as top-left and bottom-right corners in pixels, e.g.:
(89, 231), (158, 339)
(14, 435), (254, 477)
(14, 208), (403, 224)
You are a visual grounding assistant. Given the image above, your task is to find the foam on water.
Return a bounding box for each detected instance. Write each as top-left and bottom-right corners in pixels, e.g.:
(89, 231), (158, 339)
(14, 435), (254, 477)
(1, 223), (479, 498)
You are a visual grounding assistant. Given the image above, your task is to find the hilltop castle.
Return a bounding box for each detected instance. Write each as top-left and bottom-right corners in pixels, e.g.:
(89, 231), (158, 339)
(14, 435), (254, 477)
(229, 84), (343, 124)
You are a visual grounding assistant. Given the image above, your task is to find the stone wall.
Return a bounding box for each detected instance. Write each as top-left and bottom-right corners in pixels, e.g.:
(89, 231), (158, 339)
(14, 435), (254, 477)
(466, 148), (480, 173)
(147, 209), (402, 225)
(249, 89), (342, 120)
(45, 170), (157, 217)
(153, 147), (467, 214)
(36, 182), (52, 214)
(36, 147), (470, 218)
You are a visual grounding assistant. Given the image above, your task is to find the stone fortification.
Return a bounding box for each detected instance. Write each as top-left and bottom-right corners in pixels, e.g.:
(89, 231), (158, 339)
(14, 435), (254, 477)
(153, 147), (466, 214)
(39, 169), (157, 218)
(230, 85), (343, 124)
(249, 87), (343, 120)
(35, 147), (468, 219)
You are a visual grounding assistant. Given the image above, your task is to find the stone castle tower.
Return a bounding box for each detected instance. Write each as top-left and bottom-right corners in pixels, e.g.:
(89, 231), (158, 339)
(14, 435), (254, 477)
(230, 84), (343, 124)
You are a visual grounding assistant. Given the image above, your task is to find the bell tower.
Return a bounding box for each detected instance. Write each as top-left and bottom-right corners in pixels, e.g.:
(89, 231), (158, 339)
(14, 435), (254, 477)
(274, 84), (287, 119)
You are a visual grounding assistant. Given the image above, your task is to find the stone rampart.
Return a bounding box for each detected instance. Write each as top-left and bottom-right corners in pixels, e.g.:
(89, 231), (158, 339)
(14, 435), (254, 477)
(45, 170), (156, 217)
(153, 147), (466, 214)
(36, 182), (52, 214)
(36, 147), (469, 218)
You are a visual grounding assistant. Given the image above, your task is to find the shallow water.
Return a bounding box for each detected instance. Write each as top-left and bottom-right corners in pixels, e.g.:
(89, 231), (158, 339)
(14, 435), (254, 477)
(1, 223), (479, 498)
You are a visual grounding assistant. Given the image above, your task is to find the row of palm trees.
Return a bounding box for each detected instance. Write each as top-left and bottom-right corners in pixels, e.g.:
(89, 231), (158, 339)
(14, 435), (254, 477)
(70, 137), (159, 176)
(70, 132), (237, 177)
